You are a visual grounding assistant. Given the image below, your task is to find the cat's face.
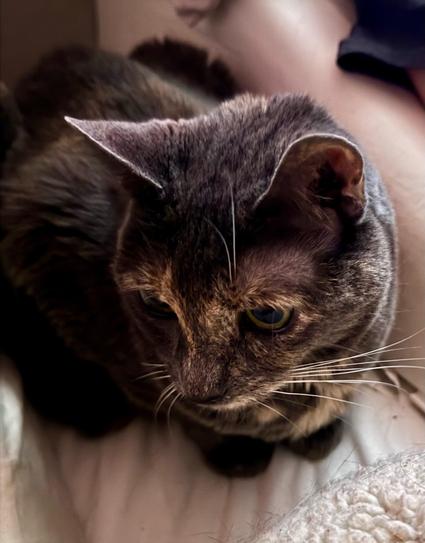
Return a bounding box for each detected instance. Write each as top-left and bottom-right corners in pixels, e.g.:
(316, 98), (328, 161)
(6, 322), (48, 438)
(67, 94), (395, 440)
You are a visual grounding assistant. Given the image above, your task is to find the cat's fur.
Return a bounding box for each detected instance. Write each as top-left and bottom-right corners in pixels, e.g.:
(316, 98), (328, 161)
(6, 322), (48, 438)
(0, 42), (396, 475)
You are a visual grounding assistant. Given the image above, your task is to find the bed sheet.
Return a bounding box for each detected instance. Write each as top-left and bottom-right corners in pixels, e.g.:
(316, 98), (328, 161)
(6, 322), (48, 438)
(1, 356), (425, 543)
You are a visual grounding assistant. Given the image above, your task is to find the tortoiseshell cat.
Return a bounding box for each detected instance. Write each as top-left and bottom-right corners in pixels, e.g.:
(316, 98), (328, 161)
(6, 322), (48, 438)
(0, 41), (396, 476)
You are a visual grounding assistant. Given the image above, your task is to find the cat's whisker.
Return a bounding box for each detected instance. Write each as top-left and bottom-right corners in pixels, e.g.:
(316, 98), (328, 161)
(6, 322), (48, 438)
(293, 358), (425, 377)
(150, 374), (172, 382)
(252, 398), (301, 432)
(325, 343), (363, 354)
(346, 327), (425, 356)
(205, 218), (233, 282)
(141, 362), (167, 368)
(274, 396), (311, 409)
(293, 333), (425, 372)
(229, 181), (237, 279)
(154, 383), (173, 408)
(295, 355), (425, 369)
(273, 394), (361, 426)
(293, 368), (425, 382)
(294, 348), (416, 373)
(134, 369), (166, 382)
(154, 383), (176, 419)
(167, 391), (182, 431)
(154, 388), (176, 420)
(161, 386), (178, 416)
(326, 342), (421, 356)
(283, 378), (405, 393)
(272, 389), (370, 409)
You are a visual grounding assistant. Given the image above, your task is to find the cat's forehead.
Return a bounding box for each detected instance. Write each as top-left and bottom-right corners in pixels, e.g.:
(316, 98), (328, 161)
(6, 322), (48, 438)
(117, 93), (339, 300)
(165, 94), (335, 213)
(135, 224), (318, 308)
(180, 94), (332, 164)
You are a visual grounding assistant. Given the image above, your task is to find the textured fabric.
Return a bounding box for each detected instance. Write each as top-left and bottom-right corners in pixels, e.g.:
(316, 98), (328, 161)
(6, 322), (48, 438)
(0, 358), (85, 543)
(251, 451), (425, 542)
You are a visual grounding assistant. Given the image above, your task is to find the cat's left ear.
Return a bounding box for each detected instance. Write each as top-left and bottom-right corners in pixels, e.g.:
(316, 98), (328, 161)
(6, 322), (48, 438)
(65, 116), (178, 191)
(256, 133), (366, 223)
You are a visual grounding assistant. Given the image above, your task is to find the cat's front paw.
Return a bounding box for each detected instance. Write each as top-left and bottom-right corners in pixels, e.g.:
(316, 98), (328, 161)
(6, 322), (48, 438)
(203, 435), (275, 477)
(284, 419), (343, 460)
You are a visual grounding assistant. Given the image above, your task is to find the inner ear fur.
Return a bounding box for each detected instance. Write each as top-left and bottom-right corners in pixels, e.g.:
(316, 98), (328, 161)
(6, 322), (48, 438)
(257, 133), (366, 224)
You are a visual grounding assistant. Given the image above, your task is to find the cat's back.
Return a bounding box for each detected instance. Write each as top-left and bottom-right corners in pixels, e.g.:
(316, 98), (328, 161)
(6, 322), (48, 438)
(13, 46), (202, 145)
(0, 47), (208, 264)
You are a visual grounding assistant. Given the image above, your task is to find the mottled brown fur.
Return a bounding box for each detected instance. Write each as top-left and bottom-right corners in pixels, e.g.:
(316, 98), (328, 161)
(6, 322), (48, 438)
(0, 42), (396, 475)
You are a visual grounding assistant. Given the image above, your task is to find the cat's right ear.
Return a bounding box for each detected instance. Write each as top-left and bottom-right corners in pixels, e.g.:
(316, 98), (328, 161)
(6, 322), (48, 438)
(65, 117), (178, 192)
(255, 133), (366, 227)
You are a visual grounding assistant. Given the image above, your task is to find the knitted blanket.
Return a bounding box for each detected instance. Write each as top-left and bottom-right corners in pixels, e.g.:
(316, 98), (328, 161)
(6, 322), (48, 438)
(250, 451), (425, 543)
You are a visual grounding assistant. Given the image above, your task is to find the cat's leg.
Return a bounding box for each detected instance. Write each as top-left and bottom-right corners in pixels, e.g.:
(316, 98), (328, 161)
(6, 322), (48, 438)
(183, 422), (275, 477)
(0, 273), (135, 437)
(19, 350), (136, 437)
(284, 419), (343, 460)
(203, 435), (275, 477)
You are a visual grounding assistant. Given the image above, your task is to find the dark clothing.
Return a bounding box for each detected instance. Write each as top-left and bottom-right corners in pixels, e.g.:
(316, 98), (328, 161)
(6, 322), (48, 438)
(338, 0), (425, 87)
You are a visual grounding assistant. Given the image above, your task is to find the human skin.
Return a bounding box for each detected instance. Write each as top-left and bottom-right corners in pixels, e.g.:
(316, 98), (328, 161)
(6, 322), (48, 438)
(409, 69), (425, 106)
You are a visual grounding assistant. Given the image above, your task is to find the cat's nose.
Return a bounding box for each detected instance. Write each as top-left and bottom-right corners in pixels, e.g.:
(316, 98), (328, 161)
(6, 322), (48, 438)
(180, 350), (229, 404)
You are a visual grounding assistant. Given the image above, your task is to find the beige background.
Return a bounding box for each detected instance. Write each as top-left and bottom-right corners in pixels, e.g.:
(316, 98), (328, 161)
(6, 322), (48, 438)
(0, 0), (219, 86)
(0, 0), (95, 85)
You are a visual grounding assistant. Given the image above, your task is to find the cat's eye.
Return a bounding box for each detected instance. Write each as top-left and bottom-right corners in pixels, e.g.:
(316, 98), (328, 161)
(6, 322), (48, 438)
(245, 307), (293, 332)
(139, 292), (176, 319)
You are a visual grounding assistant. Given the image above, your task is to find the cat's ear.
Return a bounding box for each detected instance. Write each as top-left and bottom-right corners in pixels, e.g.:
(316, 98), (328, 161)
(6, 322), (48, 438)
(65, 117), (178, 190)
(256, 133), (365, 224)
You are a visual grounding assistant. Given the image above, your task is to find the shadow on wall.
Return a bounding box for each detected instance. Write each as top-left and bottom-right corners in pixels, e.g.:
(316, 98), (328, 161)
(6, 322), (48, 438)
(0, 0), (96, 86)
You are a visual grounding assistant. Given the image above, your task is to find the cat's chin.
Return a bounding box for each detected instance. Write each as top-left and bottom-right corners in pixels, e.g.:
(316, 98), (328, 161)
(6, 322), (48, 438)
(176, 396), (288, 439)
(174, 384), (350, 446)
(190, 397), (254, 412)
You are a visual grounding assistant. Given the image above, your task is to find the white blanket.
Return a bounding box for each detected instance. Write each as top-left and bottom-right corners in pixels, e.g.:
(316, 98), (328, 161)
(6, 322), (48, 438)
(1, 354), (425, 543)
(252, 451), (425, 543)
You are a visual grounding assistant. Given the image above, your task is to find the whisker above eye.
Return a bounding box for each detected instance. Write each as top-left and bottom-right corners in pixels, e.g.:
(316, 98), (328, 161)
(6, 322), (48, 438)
(205, 217), (233, 282)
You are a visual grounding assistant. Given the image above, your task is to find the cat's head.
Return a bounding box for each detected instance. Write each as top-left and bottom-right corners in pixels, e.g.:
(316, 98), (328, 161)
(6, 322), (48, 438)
(66, 94), (394, 439)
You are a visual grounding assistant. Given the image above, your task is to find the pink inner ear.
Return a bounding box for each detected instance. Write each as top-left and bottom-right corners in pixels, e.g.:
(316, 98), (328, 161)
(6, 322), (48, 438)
(325, 147), (364, 201)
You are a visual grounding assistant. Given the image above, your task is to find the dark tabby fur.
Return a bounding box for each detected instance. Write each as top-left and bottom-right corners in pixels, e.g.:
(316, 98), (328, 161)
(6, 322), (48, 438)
(0, 41), (396, 476)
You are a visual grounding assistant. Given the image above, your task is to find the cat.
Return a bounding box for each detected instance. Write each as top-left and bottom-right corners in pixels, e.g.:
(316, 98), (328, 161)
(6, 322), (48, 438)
(0, 41), (397, 476)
